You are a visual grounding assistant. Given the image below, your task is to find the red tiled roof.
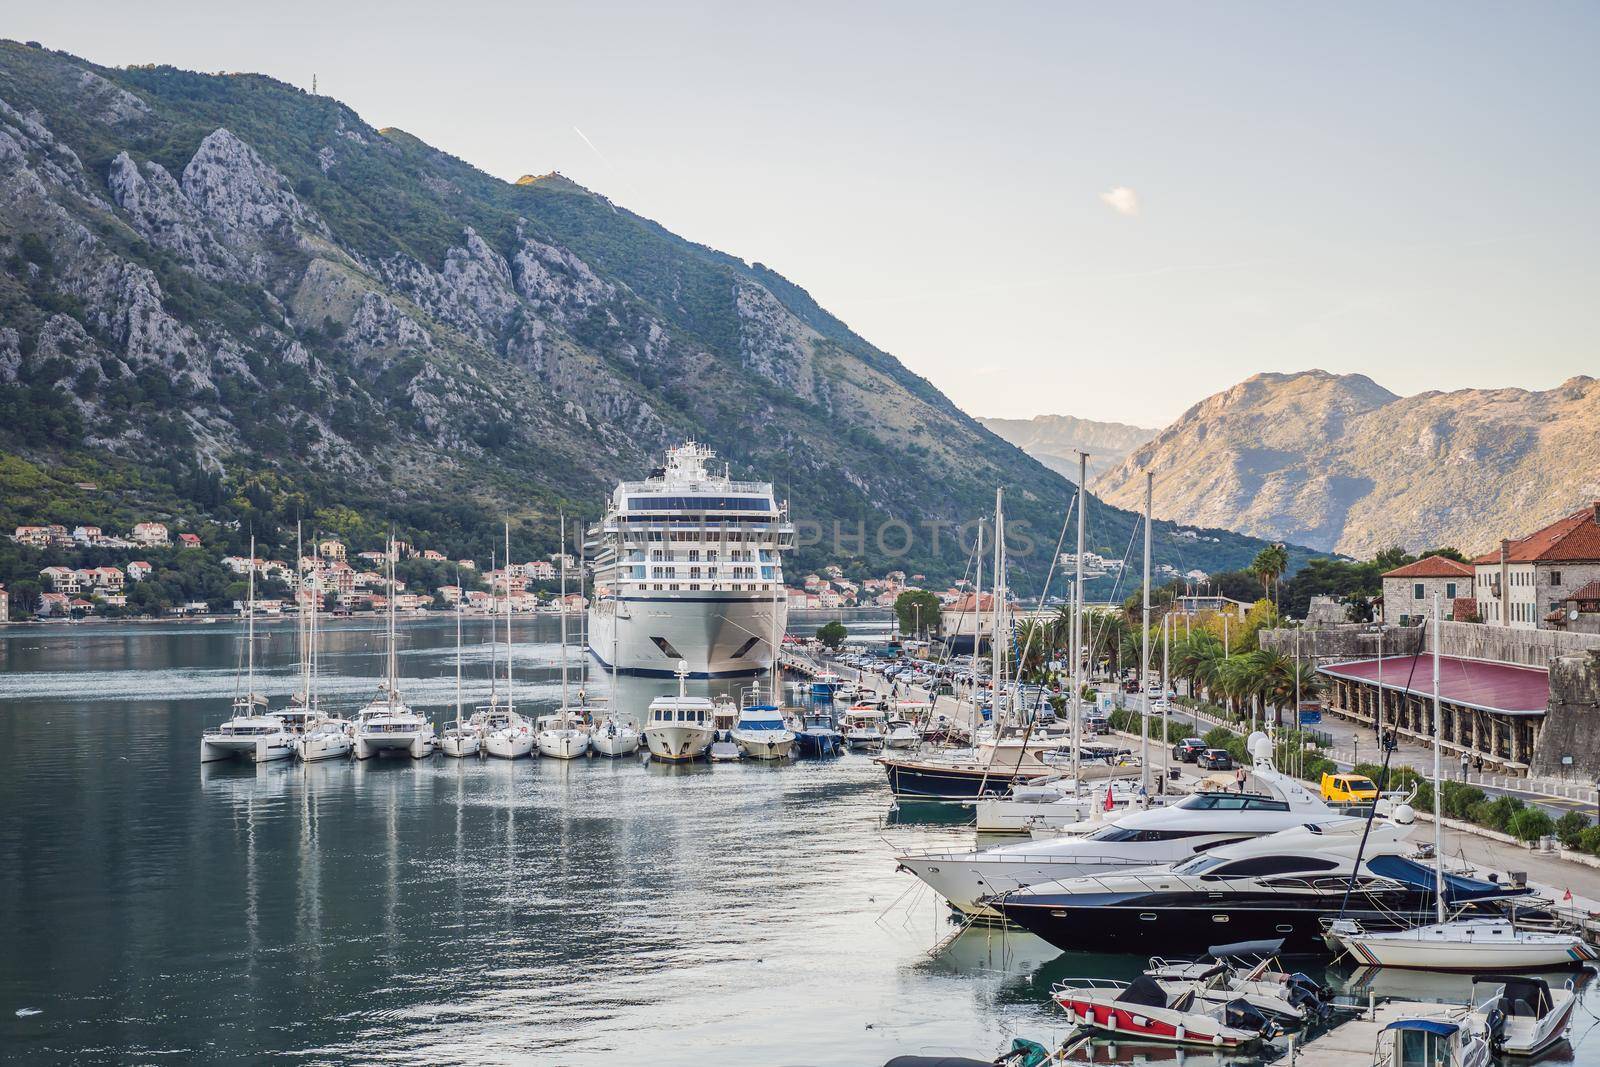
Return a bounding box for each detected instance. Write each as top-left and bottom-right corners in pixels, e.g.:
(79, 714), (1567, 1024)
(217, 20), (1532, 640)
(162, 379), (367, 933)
(1472, 504), (1600, 565)
(1318, 654), (1548, 716)
(1451, 596), (1478, 619)
(1565, 580), (1600, 602)
(1383, 555), (1474, 579)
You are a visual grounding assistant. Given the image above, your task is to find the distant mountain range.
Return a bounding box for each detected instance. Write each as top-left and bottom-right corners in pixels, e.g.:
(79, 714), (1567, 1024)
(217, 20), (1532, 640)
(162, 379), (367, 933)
(0, 40), (1301, 590)
(977, 415), (1157, 483)
(1089, 370), (1600, 558)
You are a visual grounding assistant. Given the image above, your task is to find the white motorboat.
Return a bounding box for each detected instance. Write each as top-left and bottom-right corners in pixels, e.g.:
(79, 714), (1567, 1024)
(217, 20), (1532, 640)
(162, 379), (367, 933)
(591, 715), (640, 757)
(1373, 1016), (1491, 1067)
(882, 718), (919, 750)
(201, 538), (294, 764)
(643, 664), (715, 762)
(1327, 916), (1596, 972)
(1471, 973), (1578, 1057)
(974, 776), (1150, 834)
(898, 732), (1333, 919)
(1146, 942), (1328, 1027)
(709, 737), (743, 761)
(353, 543), (435, 759)
(1051, 974), (1279, 1048)
(731, 704), (795, 760)
(840, 705), (886, 748)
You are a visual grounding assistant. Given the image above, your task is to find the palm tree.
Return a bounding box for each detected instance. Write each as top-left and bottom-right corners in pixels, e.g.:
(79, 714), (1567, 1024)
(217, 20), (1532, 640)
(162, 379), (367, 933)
(1250, 543), (1290, 608)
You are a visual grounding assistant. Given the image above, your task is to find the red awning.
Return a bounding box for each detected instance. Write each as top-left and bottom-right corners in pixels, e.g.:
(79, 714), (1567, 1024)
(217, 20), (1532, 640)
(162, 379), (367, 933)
(1317, 654), (1548, 716)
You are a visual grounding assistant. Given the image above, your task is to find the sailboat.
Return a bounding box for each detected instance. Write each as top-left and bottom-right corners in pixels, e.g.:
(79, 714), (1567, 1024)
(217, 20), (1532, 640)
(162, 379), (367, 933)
(201, 535), (295, 763)
(353, 539), (436, 759)
(586, 528), (638, 757)
(438, 577), (481, 758)
(538, 515), (592, 759)
(484, 525), (535, 759)
(1326, 593), (1596, 972)
(293, 529), (354, 762)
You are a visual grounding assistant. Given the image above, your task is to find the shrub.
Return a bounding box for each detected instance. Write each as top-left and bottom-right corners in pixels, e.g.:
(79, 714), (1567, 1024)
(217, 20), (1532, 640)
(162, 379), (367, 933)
(1555, 811), (1591, 850)
(1508, 808), (1555, 844)
(1578, 826), (1600, 857)
(1440, 782), (1486, 821)
(1481, 795), (1524, 834)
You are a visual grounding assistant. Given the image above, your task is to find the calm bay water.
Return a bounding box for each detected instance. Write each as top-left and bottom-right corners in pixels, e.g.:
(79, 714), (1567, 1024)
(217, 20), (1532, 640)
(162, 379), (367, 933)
(1, 614), (1597, 1065)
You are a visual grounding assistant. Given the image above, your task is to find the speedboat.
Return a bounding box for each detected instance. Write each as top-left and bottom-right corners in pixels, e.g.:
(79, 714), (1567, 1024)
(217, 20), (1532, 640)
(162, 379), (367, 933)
(731, 704), (795, 759)
(898, 732), (1332, 918)
(791, 706), (842, 756)
(591, 715), (640, 757)
(536, 710), (590, 759)
(1374, 1016), (1491, 1067)
(201, 694), (295, 764)
(992, 813), (1534, 956)
(643, 696), (716, 762)
(840, 705), (886, 748)
(1051, 974), (1279, 1048)
(1471, 973), (1578, 1057)
(1146, 940), (1327, 1027)
(811, 671), (843, 699)
(1327, 915), (1596, 971)
(882, 718), (919, 749)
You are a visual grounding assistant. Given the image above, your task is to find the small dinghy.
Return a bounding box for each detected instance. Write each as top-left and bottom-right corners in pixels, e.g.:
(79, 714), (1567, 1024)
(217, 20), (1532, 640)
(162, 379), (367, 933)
(709, 739), (743, 761)
(1471, 973), (1578, 1058)
(1051, 974), (1279, 1048)
(1147, 939), (1327, 1027)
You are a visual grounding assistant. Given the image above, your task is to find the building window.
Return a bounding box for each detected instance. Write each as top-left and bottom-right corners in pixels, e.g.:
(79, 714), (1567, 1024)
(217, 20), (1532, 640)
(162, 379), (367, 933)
(1413, 583), (1424, 600)
(1446, 583), (1456, 599)
(1551, 570), (1562, 587)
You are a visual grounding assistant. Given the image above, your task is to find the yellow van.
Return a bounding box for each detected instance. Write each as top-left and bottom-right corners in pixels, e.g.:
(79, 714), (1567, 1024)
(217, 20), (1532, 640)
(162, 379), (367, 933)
(1321, 772), (1379, 804)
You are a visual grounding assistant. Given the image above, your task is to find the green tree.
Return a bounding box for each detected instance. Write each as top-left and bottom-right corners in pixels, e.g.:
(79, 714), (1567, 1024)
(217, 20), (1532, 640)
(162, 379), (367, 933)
(1250, 543), (1289, 607)
(893, 589), (942, 638)
(816, 620), (848, 650)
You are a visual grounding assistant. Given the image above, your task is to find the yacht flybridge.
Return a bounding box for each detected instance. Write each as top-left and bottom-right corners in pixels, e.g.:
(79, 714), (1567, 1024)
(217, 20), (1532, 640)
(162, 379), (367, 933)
(587, 442), (793, 678)
(201, 535), (293, 764)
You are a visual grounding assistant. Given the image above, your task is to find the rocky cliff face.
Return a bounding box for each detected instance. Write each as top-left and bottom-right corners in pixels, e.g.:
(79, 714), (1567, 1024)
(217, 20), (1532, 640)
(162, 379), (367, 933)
(1093, 370), (1600, 557)
(978, 415), (1157, 482)
(0, 40), (1294, 581)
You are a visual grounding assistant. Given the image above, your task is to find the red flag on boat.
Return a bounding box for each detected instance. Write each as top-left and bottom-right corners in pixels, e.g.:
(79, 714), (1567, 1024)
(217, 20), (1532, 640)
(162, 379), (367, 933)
(1104, 781), (1115, 812)
(1565, 888), (1574, 902)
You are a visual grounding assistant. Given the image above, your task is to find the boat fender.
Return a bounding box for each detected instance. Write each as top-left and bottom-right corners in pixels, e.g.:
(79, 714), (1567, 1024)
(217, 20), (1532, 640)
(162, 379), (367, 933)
(1174, 1025), (1185, 1042)
(1212, 1034), (1224, 1047)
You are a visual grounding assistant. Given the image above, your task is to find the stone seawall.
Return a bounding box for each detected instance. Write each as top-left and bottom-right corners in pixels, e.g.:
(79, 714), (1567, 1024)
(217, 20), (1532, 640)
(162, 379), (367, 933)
(1258, 625), (1423, 665)
(1428, 620), (1600, 669)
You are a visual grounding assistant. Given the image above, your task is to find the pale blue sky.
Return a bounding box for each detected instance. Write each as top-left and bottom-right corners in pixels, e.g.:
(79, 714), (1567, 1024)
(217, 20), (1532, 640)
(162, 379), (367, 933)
(11, 2), (1598, 423)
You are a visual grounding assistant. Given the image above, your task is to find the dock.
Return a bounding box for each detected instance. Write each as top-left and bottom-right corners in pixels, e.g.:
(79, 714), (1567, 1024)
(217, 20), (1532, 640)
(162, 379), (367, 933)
(1284, 999), (1471, 1065)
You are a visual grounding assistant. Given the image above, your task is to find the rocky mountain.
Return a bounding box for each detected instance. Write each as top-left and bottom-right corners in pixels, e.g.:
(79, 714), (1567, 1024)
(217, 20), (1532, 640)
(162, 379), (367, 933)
(1093, 370), (1600, 558)
(0, 40), (1301, 588)
(978, 415), (1157, 482)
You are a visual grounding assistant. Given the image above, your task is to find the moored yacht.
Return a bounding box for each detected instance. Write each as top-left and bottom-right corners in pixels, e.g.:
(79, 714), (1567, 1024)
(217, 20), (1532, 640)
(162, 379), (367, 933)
(992, 813), (1532, 956)
(643, 665), (716, 762)
(353, 543), (435, 760)
(291, 545), (353, 762)
(201, 537), (294, 764)
(898, 733), (1330, 919)
(591, 713), (640, 757)
(731, 703), (795, 759)
(536, 709), (591, 759)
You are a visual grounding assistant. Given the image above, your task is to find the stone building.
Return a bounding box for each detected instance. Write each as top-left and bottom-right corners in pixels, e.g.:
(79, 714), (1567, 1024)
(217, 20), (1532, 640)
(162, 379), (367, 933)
(1380, 555), (1474, 626)
(1472, 502), (1600, 630)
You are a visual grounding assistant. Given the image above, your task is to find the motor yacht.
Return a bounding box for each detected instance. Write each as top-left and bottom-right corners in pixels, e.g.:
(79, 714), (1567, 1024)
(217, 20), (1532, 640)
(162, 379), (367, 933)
(993, 811), (1535, 956)
(643, 665), (716, 762)
(898, 732), (1322, 917)
(790, 705), (842, 756)
(840, 705), (886, 748)
(731, 704), (795, 760)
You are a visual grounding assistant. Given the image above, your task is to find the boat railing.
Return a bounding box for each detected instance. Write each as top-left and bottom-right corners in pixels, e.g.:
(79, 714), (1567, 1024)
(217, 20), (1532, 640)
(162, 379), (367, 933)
(1050, 977), (1131, 996)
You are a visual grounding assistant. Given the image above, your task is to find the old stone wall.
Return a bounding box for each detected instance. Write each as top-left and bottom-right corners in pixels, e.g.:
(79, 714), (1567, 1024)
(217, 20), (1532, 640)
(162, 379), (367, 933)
(1531, 651), (1600, 777)
(1428, 619), (1600, 668)
(1258, 624), (1423, 665)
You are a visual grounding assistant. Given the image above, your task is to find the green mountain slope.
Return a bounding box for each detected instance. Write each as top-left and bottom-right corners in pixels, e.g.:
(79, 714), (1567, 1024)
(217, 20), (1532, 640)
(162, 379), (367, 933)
(0, 40), (1306, 590)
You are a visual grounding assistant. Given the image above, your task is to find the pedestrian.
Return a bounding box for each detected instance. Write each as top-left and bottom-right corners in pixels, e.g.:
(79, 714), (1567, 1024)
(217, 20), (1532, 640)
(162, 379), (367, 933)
(1234, 765), (1246, 793)
(1460, 751), (1470, 780)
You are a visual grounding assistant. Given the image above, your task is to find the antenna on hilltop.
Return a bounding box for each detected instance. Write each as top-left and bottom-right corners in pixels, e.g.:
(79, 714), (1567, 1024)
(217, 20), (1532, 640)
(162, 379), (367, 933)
(312, 73), (318, 94)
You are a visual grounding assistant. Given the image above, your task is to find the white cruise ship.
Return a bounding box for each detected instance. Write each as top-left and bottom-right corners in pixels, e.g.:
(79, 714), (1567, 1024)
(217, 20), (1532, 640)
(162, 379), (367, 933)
(588, 443), (793, 678)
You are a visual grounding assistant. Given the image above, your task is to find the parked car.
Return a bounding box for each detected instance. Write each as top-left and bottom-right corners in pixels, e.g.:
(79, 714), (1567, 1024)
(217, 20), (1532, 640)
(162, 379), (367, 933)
(1320, 772), (1379, 805)
(1172, 737), (1207, 763)
(1197, 748), (1233, 771)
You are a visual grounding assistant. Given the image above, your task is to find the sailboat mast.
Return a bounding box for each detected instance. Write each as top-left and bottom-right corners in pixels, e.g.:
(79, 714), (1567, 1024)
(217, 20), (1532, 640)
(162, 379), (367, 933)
(455, 566), (463, 724)
(559, 514), (570, 711)
(296, 523), (306, 703)
(489, 549), (499, 703)
(972, 523), (983, 729)
(1072, 451), (1087, 789)
(247, 533), (256, 699)
(505, 522), (514, 717)
(1141, 471), (1152, 791)
(1162, 609), (1171, 781)
(991, 488), (1003, 728)
(1432, 592), (1445, 924)
(387, 535), (398, 708)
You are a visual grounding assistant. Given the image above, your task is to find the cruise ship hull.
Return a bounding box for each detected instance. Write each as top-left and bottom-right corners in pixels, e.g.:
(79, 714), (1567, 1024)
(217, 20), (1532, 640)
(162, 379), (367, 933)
(588, 594), (785, 678)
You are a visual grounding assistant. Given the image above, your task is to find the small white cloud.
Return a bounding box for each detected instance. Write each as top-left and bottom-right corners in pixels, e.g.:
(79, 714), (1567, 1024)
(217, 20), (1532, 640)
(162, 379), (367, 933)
(1099, 186), (1140, 217)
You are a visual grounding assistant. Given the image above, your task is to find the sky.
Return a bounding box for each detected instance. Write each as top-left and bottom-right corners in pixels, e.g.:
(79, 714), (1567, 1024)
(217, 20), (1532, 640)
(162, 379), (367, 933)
(9, 2), (1599, 424)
